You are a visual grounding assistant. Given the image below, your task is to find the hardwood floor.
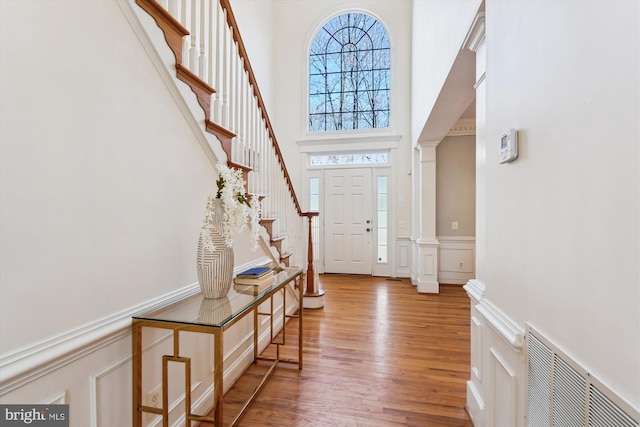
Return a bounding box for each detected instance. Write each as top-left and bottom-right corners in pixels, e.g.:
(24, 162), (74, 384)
(222, 275), (473, 426)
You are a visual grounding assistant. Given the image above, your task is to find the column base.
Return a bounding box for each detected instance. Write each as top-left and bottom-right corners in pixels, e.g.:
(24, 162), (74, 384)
(416, 279), (439, 293)
(303, 290), (325, 309)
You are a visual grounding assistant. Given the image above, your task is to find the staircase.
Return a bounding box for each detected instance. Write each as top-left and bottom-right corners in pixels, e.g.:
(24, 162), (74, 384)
(129, 0), (319, 293)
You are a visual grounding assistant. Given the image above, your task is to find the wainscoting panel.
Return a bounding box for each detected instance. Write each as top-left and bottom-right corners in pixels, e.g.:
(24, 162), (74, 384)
(0, 271), (298, 426)
(91, 357), (131, 427)
(463, 282), (526, 427)
(396, 237), (411, 278)
(490, 347), (518, 427)
(438, 236), (475, 284)
(471, 315), (483, 381)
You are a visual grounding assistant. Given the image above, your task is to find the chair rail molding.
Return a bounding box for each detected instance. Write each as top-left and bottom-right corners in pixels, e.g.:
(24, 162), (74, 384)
(0, 284), (200, 395)
(475, 298), (525, 353)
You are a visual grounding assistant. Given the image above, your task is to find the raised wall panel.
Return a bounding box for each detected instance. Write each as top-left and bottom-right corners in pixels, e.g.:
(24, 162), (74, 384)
(91, 358), (131, 427)
(423, 253), (435, 275)
(490, 347), (518, 427)
(396, 237), (411, 277)
(438, 236), (475, 284)
(44, 390), (68, 405)
(471, 315), (483, 381)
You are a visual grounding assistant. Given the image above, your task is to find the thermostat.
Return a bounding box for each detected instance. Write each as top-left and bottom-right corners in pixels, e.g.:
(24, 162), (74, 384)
(499, 128), (518, 163)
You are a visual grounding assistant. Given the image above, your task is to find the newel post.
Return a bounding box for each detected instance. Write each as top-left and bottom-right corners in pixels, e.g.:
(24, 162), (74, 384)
(306, 214), (315, 294)
(302, 212), (324, 309)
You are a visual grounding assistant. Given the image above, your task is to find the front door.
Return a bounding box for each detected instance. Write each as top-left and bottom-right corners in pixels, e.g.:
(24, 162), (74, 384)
(324, 168), (373, 274)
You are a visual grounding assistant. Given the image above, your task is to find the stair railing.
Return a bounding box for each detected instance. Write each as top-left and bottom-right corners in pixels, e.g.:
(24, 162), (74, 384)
(135, 0), (319, 293)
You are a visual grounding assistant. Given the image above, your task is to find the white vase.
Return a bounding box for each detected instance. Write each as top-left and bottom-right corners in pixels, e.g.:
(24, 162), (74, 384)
(197, 199), (234, 299)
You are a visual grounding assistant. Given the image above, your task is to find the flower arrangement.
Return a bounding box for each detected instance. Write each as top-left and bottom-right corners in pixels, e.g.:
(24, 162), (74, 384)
(201, 163), (261, 251)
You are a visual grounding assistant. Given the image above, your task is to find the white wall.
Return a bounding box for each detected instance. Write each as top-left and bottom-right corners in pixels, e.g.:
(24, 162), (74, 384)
(270, 0), (414, 266)
(0, 0), (280, 424)
(411, 0), (482, 145)
(0, 0), (217, 358)
(411, 0), (639, 423)
(482, 0), (639, 408)
(229, 0), (276, 112)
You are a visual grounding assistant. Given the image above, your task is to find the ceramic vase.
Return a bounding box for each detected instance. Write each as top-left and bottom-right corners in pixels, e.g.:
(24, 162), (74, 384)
(197, 199), (234, 298)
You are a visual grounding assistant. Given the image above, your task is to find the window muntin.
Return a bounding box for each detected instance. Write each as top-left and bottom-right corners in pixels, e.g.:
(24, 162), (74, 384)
(309, 13), (390, 132)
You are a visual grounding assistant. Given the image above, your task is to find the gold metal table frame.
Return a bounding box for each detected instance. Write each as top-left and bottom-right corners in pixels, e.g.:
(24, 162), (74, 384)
(132, 267), (304, 427)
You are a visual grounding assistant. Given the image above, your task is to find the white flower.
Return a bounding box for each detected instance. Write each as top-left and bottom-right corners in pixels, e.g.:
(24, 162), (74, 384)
(200, 163), (261, 251)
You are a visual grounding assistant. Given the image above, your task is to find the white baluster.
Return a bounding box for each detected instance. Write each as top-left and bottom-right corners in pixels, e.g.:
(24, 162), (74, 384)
(180, 0), (189, 65)
(213, 2), (223, 123)
(199, 0), (207, 81)
(207, 0), (216, 88)
(221, 14), (229, 130)
(167, 0), (178, 19)
(238, 59), (244, 168)
(188, 0), (199, 74)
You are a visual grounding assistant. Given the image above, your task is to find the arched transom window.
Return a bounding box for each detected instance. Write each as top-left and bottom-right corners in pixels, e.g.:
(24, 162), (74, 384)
(309, 13), (390, 132)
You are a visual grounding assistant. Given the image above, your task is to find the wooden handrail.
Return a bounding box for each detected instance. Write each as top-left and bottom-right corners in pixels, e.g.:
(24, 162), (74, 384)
(219, 0), (313, 219)
(136, 0), (320, 282)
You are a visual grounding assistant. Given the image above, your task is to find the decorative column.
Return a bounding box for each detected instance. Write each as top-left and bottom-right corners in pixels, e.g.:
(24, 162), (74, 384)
(414, 141), (440, 293)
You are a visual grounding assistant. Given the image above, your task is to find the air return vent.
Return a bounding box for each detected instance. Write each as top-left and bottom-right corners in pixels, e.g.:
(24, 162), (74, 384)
(527, 326), (639, 427)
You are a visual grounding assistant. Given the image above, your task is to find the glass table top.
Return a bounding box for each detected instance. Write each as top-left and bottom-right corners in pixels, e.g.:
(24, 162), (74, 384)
(133, 267), (302, 328)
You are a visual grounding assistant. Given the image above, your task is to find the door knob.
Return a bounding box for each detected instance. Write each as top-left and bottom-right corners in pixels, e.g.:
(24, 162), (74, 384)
(366, 219), (371, 224)
(366, 228), (371, 232)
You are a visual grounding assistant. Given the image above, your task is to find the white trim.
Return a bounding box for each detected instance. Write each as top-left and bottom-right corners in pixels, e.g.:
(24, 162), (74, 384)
(0, 258), (273, 394)
(464, 279), (486, 303)
(416, 279), (439, 294)
(117, 0), (225, 166)
(476, 299), (524, 351)
(437, 235), (476, 243)
(466, 380), (485, 427)
(474, 71), (486, 90)
(489, 347), (517, 427)
(471, 315), (483, 381)
(44, 390), (67, 405)
(463, 12), (486, 53)
(90, 356), (131, 427)
(438, 236), (475, 284)
(0, 283), (199, 394)
(297, 134), (401, 153)
(447, 118), (476, 137)
(302, 8), (397, 138)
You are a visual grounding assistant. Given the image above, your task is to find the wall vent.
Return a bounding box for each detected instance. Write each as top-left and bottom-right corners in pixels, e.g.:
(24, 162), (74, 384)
(527, 326), (639, 427)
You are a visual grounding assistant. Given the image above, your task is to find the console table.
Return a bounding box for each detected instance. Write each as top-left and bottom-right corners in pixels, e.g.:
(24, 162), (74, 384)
(132, 267), (304, 427)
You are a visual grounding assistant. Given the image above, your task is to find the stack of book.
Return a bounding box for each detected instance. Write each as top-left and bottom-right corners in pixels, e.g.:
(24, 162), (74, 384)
(233, 266), (275, 294)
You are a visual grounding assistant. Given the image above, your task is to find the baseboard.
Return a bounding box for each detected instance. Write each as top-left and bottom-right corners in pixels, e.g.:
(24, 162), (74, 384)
(466, 380), (485, 427)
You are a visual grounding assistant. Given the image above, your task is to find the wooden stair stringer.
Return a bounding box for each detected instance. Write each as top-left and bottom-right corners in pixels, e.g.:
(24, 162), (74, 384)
(135, 0), (188, 67)
(135, 0), (250, 175)
(134, 0), (296, 268)
(176, 64), (214, 122)
(258, 218), (292, 266)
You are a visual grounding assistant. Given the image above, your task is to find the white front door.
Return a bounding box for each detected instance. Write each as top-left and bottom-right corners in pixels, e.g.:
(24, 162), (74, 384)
(324, 168), (373, 274)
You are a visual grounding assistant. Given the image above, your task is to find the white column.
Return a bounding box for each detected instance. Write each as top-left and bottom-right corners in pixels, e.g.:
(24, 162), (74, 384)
(415, 141), (440, 293)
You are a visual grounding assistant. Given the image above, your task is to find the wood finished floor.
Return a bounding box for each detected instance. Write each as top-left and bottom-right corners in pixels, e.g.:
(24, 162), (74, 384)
(221, 275), (472, 427)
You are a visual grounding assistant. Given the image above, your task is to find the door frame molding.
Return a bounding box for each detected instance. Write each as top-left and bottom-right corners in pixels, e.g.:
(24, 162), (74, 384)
(303, 154), (395, 277)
